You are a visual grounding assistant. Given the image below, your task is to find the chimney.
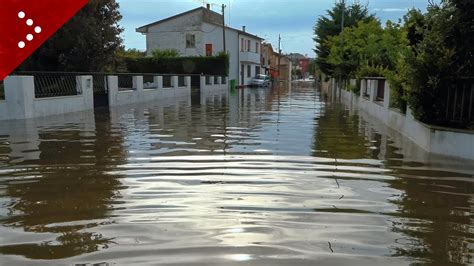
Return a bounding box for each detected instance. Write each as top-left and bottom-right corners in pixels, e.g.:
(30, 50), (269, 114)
(242, 26), (246, 32)
(206, 3), (210, 10)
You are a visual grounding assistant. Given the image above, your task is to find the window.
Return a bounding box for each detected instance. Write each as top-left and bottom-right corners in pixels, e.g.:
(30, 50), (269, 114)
(256, 66), (260, 75)
(256, 42), (259, 53)
(186, 34), (195, 48)
(241, 38), (244, 52)
(247, 40), (251, 52)
(205, 44), (213, 56)
(247, 65), (251, 77)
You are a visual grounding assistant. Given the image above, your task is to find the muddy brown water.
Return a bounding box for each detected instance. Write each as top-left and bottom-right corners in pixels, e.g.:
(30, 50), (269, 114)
(0, 83), (472, 265)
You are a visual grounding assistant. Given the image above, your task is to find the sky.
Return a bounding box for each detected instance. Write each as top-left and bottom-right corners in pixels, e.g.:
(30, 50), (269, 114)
(117, 0), (431, 57)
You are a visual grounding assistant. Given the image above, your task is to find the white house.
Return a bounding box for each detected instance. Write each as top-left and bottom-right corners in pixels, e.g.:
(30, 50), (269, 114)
(136, 6), (263, 86)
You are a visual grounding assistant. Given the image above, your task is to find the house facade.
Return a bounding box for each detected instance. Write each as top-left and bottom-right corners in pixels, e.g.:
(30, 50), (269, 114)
(136, 6), (263, 86)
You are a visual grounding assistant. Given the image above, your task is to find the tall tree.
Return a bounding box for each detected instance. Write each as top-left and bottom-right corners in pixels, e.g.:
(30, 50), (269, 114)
(19, 0), (123, 72)
(313, 1), (375, 76)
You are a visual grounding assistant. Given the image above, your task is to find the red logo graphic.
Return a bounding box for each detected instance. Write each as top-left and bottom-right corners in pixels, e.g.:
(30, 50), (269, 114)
(0, 0), (88, 81)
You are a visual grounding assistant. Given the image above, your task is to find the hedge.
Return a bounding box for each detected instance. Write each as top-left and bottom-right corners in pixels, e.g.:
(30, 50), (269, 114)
(120, 55), (229, 76)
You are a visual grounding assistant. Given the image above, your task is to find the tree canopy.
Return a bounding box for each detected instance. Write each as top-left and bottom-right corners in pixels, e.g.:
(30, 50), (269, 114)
(18, 0), (123, 72)
(313, 2), (375, 76)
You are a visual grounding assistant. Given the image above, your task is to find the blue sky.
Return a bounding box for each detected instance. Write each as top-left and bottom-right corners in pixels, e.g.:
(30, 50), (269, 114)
(117, 0), (431, 57)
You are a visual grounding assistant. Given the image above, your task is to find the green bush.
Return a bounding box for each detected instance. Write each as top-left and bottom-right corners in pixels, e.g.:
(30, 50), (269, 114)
(151, 49), (179, 58)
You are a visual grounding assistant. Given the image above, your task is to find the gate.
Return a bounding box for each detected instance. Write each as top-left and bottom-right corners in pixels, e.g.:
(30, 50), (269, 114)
(93, 74), (109, 107)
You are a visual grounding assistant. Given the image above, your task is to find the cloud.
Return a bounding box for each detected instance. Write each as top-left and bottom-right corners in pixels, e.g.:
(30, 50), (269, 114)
(373, 8), (408, 12)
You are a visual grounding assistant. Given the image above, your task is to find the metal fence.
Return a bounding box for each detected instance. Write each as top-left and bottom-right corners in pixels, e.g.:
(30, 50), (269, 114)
(221, 76), (227, 84)
(93, 74), (108, 94)
(143, 75), (158, 89)
(443, 78), (474, 127)
(32, 72), (80, 98)
(178, 76), (186, 87)
(214, 76), (219, 85)
(118, 74), (135, 91)
(205, 76), (212, 85)
(163, 75), (172, 88)
(0, 80), (4, 100)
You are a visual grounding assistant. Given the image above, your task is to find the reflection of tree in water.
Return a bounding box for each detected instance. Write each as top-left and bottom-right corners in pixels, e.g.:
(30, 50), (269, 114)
(0, 111), (125, 260)
(313, 98), (472, 264)
(387, 166), (473, 265)
(312, 103), (369, 159)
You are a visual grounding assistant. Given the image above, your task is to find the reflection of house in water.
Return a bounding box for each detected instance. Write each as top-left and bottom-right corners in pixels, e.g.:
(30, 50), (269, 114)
(0, 111), (126, 260)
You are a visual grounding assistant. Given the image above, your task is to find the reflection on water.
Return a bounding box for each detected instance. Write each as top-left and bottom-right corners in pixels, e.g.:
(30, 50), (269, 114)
(0, 83), (472, 265)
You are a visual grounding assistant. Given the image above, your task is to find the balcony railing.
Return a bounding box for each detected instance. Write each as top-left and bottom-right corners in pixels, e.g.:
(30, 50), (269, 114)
(239, 51), (260, 64)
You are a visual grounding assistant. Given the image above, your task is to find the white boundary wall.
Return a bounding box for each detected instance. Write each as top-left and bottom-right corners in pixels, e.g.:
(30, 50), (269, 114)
(0, 75), (93, 121)
(108, 75), (192, 107)
(334, 78), (474, 160)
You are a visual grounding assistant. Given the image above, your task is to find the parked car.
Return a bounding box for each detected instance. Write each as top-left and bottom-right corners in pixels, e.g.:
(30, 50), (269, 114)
(251, 75), (271, 87)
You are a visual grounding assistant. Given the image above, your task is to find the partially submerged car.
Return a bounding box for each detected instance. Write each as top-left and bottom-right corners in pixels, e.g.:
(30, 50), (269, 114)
(250, 74), (271, 87)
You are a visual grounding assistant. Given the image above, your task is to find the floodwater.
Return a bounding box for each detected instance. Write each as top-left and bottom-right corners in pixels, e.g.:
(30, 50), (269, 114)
(0, 83), (472, 265)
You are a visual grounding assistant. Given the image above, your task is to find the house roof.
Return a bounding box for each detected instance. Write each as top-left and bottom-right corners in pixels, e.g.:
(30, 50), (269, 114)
(205, 22), (264, 40)
(136, 7), (263, 40)
(136, 7), (204, 33)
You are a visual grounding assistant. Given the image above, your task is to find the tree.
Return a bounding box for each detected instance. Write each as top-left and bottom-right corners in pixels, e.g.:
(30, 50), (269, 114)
(403, 0), (472, 124)
(18, 0), (123, 72)
(313, 1), (375, 76)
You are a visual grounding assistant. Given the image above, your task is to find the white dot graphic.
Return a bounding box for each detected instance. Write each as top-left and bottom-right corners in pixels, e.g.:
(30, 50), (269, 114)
(35, 26), (42, 34)
(26, 19), (33, 26)
(18, 11), (25, 19)
(18, 41), (25, 49)
(26, 34), (34, 41)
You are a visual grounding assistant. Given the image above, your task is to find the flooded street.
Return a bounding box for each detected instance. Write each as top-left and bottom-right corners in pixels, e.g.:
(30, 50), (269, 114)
(0, 83), (472, 265)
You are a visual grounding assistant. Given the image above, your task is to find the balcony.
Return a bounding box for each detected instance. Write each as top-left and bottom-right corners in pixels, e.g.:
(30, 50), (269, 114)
(240, 51), (260, 64)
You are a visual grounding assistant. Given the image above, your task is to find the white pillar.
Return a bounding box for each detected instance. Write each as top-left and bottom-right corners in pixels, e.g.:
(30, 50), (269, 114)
(369, 80), (377, 102)
(186, 76), (191, 90)
(157, 76), (163, 90)
(107, 76), (118, 106)
(172, 76), (179, 89)
(134, 76), (143, 92)
(4, 76), (35, 119)
(200, 76), (206, 88)
(384, 80), (391, 109)
(78, 75), (94, 110)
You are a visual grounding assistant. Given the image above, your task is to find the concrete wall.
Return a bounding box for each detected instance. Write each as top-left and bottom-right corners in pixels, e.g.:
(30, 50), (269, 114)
(0, 76), (93, 121)
(336, 78), (474, 160)
(108, 75), (192, 107)
(145, 10), (204, 56)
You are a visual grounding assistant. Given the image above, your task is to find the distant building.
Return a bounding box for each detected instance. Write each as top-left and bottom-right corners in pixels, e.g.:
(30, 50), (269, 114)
(136, 6), (263, 86)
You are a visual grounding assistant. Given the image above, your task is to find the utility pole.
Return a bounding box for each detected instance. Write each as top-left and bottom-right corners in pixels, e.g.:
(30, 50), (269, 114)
(222, 4), (226, 53)
(340, 0), (345, 44)
(278, 34), (281, 81)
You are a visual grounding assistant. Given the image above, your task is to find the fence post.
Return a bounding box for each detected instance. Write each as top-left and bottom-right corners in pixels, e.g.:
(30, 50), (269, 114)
(157, 76), (163, 90)
(217, 76), (222, 85)
(4, 76), (35, 119)
(186, 76), (191, 90)
(134, 76), (143, 92)
(384, 80), (390, 110)
(369, 80), (376, 102)
(107, 76), (118, 106)
(172, 76), (178, 89)
(78, 75), (94, 110)
(210, 76), (214, 86)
